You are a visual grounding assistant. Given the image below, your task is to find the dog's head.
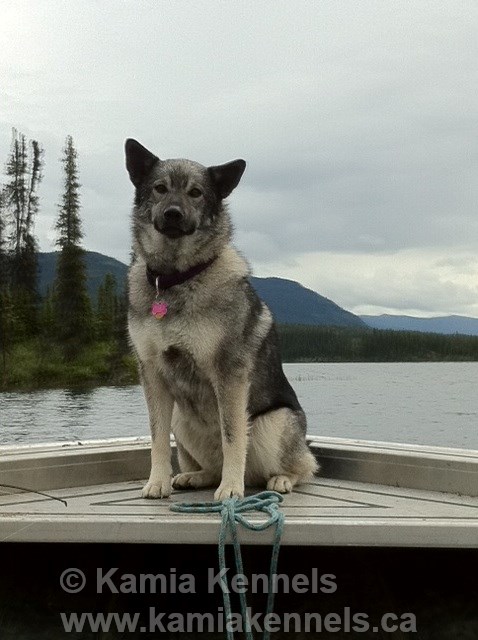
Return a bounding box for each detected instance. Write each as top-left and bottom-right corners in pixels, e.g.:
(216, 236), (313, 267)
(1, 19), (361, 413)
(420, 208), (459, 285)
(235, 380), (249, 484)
(125, 139), (245, 267)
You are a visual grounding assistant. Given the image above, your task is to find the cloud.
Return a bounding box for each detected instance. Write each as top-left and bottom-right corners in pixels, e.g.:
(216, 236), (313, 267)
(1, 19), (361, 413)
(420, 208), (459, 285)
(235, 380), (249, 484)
(1, 1), (478, 316)
(252, 249), (478, 318)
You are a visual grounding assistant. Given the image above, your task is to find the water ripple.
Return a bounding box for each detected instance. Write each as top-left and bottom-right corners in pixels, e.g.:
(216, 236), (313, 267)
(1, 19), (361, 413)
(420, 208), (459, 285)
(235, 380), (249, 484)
(1, 363), (477, 449)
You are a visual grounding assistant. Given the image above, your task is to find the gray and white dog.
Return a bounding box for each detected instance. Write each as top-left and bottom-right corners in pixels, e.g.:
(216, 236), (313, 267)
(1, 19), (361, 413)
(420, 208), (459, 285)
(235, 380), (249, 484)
(125, 139), (318, 500)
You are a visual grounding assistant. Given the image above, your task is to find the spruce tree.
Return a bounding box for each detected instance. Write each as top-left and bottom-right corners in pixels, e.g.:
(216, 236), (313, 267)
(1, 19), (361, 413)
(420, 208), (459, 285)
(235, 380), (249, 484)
(96, 273), (118, 340)
(21, 138), (43, 298)
(0, 189), (6, 289)
(1, 129), (43, 337)
(4, 130), (27, 259)
(0, 189), (9, 378)
(39, 286), (56, 340)
(53, 136), (92, 358)
(96, 273), (130, 380)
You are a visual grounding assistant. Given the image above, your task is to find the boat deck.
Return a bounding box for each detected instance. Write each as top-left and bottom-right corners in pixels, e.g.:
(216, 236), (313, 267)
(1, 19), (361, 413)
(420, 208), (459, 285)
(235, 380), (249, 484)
(0, 437), (477, 547)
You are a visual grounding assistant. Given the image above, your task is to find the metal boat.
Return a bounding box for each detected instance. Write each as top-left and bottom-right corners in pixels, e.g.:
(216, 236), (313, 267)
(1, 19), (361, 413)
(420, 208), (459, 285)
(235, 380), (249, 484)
(0, 436), (477, 546)
(0, 436), (477, 637)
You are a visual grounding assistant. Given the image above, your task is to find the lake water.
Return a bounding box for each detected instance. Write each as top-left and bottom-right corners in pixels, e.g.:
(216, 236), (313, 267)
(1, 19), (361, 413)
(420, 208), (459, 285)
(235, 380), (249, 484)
(0, 362), (477, 449)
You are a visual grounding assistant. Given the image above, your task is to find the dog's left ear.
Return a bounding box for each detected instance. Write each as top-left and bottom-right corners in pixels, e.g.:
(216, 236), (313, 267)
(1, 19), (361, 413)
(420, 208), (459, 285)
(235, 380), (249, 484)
(208, 159), (246, 199)
(125, 139), (160, 187)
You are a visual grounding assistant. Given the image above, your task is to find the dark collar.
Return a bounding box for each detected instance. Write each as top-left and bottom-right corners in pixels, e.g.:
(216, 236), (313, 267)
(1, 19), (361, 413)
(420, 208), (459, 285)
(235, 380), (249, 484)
(146, 257), (216, 291)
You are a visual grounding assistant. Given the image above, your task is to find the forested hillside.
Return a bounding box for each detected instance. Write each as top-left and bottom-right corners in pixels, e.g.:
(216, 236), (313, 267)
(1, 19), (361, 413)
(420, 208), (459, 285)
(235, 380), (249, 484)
(2, 130), (477, 392)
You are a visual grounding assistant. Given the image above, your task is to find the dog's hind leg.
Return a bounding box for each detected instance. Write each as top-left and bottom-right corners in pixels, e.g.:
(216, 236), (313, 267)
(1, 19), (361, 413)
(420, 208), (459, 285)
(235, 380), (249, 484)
(172, 411), (222, 490)
(172, 442), (219, 489)
(267, 474), (299, 493)
(176, 441), (201, 472)
(247, 408), (319, 493)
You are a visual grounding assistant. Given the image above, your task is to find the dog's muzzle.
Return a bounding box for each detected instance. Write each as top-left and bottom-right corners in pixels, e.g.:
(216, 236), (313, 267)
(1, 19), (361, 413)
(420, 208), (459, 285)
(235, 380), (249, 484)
(154, 207), (195, 239)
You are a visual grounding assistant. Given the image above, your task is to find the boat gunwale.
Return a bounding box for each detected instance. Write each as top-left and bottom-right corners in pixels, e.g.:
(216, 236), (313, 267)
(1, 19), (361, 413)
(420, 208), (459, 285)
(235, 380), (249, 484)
(0, 435), (476, 497)
(0, 437), (477, 547)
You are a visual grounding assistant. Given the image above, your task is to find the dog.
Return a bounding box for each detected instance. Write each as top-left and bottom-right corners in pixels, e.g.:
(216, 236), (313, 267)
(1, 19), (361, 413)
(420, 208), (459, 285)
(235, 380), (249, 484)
(125, 139), (318, 500)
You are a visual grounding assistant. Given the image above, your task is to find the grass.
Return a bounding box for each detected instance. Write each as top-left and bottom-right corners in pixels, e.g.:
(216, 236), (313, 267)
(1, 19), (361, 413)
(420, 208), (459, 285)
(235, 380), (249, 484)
(1, 339), (139, 391)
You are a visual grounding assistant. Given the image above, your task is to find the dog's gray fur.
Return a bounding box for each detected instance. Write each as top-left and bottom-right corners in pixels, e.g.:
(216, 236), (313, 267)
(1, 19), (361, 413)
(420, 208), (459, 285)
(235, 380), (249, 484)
(125, 139), (318, 500)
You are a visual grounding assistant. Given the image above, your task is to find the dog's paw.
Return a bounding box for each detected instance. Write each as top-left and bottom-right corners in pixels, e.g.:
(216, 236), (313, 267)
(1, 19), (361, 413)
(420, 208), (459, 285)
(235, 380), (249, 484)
(172, 471), (216, 490)
(214, 481), (244, 502)
(267, 475), (293, 494)
(141, 478), (172, 499)
(172, 472), (195, 489)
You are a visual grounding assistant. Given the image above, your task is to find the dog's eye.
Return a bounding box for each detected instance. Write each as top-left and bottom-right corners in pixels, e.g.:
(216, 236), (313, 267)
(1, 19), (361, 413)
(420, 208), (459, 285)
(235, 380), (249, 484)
(188, 188), (202, 198)
(154, 184), (168, 194)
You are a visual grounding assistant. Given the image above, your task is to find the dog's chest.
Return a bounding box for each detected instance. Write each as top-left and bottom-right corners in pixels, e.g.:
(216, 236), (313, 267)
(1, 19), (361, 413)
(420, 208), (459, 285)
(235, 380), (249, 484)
(129, 309), (221, 420)
(129, 306), (223, 379)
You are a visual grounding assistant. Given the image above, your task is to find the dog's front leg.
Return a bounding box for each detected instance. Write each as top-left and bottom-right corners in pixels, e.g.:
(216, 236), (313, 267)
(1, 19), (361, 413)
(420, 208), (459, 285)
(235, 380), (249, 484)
(140, 363), (174, 498)
(213, 374), (249, 501)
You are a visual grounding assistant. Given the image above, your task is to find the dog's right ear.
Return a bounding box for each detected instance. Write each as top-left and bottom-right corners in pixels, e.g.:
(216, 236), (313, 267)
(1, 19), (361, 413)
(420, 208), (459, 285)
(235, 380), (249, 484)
(125, 139), (159, 187)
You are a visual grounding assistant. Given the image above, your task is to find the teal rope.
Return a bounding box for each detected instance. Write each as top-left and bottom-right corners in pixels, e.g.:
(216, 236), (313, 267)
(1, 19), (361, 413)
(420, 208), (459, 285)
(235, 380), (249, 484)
(170, 490), (285, 640)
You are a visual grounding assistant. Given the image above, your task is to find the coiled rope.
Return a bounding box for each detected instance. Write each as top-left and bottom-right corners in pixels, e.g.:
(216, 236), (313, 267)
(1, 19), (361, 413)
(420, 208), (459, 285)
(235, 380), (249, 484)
(170, 490), (285, 640)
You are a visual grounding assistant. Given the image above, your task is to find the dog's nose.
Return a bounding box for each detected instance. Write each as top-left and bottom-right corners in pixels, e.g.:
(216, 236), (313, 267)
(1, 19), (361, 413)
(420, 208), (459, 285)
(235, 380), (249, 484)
(163, 207), (184, 223)
(153, 207), (185, 235)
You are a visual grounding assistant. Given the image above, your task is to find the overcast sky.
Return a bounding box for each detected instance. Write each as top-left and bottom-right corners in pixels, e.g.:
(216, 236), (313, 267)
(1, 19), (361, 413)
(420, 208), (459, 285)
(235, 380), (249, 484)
(1, 1), (477, 317)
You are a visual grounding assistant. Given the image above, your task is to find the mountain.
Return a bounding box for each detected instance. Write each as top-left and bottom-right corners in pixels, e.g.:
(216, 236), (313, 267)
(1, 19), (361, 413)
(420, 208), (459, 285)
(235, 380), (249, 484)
(38, 251), (129, 300)
(250, 277), (365, 328)
(361, 314), (478, 336)
(37, 251), (365, 328)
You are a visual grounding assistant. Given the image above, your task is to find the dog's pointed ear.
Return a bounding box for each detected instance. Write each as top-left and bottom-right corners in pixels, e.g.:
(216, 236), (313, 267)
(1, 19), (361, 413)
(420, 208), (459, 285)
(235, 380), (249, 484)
(125, 139), (159, 187)
(208, 159), (246, 199)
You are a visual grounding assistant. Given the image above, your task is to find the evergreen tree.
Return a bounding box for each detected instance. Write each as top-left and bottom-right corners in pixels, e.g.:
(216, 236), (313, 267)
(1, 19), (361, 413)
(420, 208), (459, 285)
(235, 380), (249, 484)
(115, 282), (129, 351)
(39, 286), (56, 340)
(95, 272), (131, 380)
(1, 129), (43, 337)
(3, 131), (43, 283)
(4, 130), (27, 258)
(96, 273), (118, 340)
(55, 136), (83, 248)
(21, 138), (43, 299)
(0, 188), (7, 289)
(0, 189), (9, 378)
(53, 136), (92, 358)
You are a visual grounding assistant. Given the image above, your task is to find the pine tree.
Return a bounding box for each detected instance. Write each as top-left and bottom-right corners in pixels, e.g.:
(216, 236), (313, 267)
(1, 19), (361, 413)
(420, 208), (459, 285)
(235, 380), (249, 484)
(96, 272), (130, 380)
(96, 273), (118, 340)
(21, 138), (43, 297)
(53, 136), (92, 358)
(4, 130), (27, 258)
(1, 129), (43, 337)
(0, 189), (9, 378)
(0, 188), (7, 289)
(55, 136), (83, 248)
(115, 282), (129, 351)
(3, 130), (43, 282)
(39, 286), (56, 339)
